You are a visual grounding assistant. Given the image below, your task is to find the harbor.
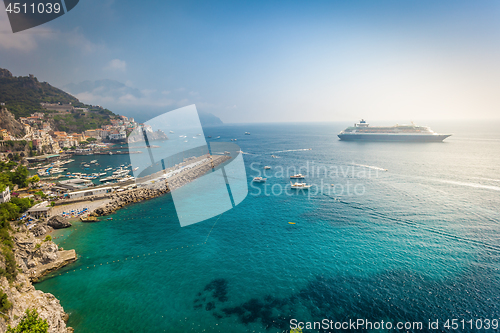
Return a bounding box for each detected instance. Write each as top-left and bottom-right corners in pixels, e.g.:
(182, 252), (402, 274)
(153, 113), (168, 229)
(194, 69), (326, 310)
(24, 152), (232, 221)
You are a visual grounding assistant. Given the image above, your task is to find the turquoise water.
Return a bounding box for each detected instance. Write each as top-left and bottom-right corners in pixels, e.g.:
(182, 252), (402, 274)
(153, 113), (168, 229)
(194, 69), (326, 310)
(38, 121), (500, 332)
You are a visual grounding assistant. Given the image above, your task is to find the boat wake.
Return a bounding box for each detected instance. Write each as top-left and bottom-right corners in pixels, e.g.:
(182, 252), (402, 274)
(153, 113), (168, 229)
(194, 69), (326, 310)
(238, 150), (256, 155)
(352, 163), (388, 171)
(435, 179), (500, 192)
(269, 148), (312, 153)
(471, 177), (500, 183)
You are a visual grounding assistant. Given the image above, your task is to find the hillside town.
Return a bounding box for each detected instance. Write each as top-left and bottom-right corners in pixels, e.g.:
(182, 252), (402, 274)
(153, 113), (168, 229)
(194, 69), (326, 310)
(0, 103), (139, 158)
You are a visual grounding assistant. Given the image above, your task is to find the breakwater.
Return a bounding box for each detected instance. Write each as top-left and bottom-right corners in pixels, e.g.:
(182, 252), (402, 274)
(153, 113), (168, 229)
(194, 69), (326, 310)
(91, 154), (231, 216)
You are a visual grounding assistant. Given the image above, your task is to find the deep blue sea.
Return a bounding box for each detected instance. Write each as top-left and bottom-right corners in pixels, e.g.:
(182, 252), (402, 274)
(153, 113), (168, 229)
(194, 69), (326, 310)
(37, 121), (500, 332)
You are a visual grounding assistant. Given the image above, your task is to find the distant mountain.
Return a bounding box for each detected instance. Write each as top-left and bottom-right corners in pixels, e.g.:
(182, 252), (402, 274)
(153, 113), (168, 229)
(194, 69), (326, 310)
(198, 111), (223, 127)
(0, 68), (119, 133)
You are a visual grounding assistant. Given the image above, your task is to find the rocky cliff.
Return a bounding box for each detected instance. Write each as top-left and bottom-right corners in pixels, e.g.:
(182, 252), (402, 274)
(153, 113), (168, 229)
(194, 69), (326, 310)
(0, 231), (76, 333)
(0, 108), (25, 138)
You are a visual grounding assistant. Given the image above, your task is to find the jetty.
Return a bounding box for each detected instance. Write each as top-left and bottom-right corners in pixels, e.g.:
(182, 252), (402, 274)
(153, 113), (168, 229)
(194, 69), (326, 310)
(55, 153), (232, 217)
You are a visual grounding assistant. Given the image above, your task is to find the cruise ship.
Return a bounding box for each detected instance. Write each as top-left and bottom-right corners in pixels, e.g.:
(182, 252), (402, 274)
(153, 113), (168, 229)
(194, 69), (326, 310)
(338, 120), (451, 142)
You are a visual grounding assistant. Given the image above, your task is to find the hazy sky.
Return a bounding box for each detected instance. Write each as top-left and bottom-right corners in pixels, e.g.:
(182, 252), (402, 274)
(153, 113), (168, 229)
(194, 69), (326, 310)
(1, 0), (499, 123)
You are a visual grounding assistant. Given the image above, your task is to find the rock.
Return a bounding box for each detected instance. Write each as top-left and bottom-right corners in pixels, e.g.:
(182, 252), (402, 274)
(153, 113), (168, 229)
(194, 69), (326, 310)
(47, 216), (72, 229)
(0, 229), (77, 333)
(12, 232), (77, 281)
(31, 222), (53, 237)
(0, 274), (72, 333)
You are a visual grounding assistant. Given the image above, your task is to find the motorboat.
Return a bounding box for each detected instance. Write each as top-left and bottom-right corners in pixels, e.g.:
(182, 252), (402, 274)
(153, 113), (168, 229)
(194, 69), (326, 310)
(264, 166), (271, 170)
(290, 181), (312, 189)
(252, 177), (267, 182)
(290, 174), (305, 179)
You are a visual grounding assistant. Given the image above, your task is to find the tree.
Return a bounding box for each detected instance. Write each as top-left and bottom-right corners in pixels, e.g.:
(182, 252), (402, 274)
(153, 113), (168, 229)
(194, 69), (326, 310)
(7, 309), (48, 333)
(0, 290), (12, 313)
(87, 137), (97, 142)
(10, 166), (29, 188)
(28, 175), (40, 184)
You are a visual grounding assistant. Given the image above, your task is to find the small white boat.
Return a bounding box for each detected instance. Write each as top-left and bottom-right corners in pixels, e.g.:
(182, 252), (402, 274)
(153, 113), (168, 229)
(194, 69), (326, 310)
(290, 181), (312, 189)
(132, 167), (139, 171)
(245, 132), (250, 135)
(83, 164), (90, 167)
(117, 175), (135, 182)
(290, 174), (305, 179)
(90, 160), (97, 163)
(100, 177), (113, 182)
(264, 166), (271, 170)
(104, 167), (112, 171)
(252, 177), (267, 182)
(170, 131), (174, 133)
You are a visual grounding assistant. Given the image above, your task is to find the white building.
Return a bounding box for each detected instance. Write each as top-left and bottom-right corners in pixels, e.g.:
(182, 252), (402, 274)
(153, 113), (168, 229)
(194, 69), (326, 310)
(66, 187), (113, 199)
(0, 186), (10, 203)
(27, 201), (52, 218)
(109, 131), (126, 141)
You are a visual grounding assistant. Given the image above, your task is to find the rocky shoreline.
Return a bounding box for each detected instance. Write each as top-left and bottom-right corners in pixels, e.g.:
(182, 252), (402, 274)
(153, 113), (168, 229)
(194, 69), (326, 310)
(90, 154), (231, 217)
(92, 187), (169, 216)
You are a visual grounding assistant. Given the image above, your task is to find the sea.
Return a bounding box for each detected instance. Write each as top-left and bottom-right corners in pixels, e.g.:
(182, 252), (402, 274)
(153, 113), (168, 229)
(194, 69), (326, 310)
(36, 121), (500, 333)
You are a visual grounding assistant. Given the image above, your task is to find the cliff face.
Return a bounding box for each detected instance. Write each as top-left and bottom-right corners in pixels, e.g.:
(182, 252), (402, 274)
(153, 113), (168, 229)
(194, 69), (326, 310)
(0, 274), (72, 333)
(0, 108), (25, 138)
(0, 232), (76, 333)
(13, 233), (77, 282)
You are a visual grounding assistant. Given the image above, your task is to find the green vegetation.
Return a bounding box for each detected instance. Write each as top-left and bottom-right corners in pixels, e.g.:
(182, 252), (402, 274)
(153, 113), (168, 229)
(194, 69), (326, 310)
(52, 110), (114, 133)
(7, 309), (48, 333)
(28, 175), (40, 184)
(0, 164), (34, 282)
(9, 197), (33, 213)
(0, 289), (12, 314)
(0, 165), (30, 190)
(43, 235), (51, 242)
(0, 68), (118, 132)
(33, 191), (46, 199)
(0, 161), (17, 172)
(0, 70), (78, 118)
